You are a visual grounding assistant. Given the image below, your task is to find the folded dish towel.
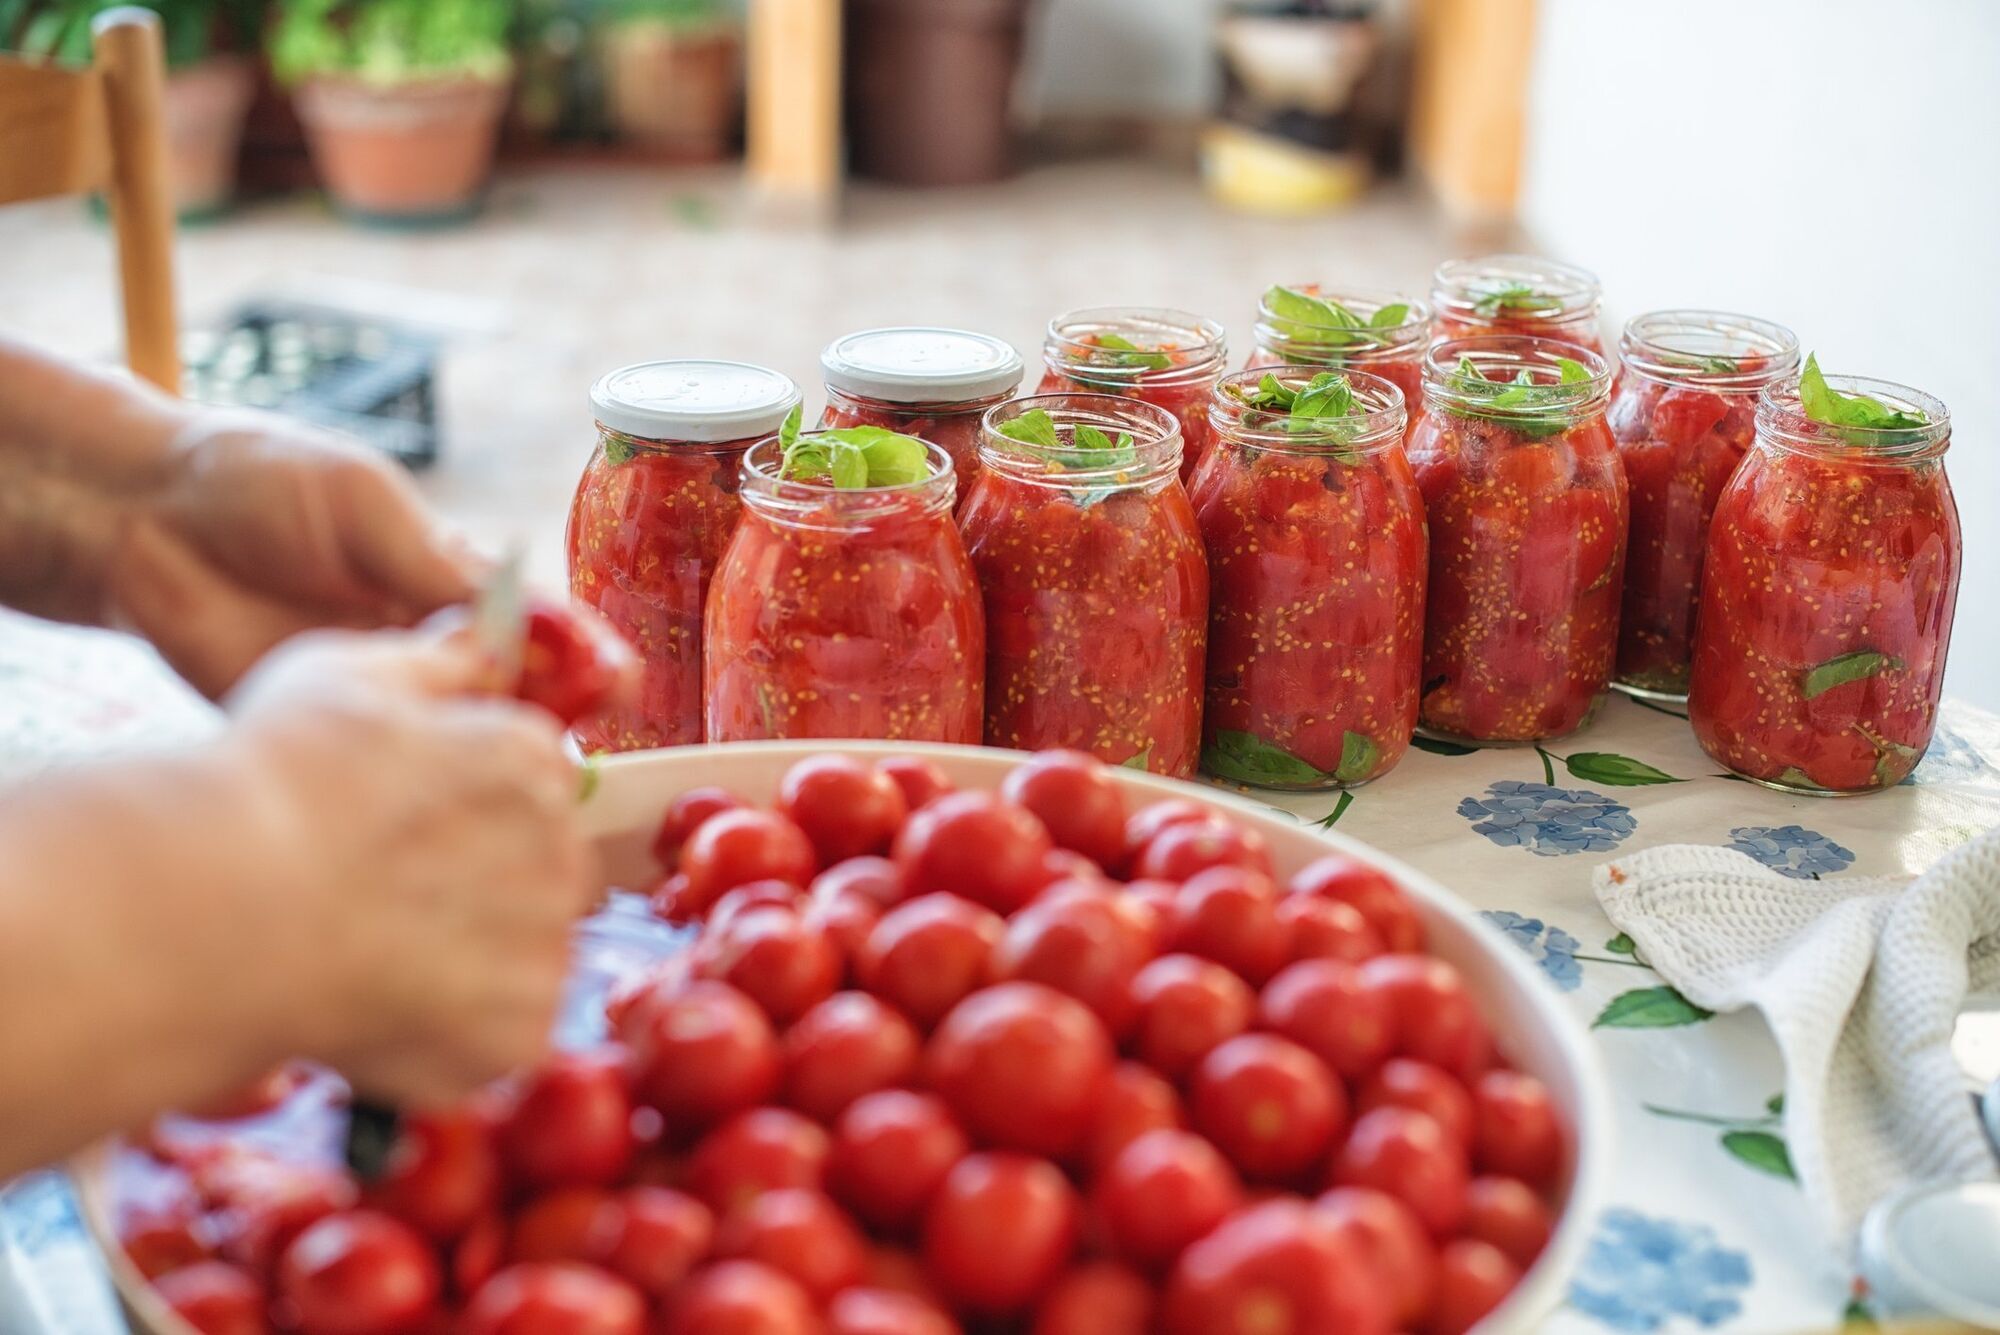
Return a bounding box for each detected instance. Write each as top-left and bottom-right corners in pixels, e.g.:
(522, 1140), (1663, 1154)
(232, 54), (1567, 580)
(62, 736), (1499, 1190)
(1592, 828), (2000, 1253)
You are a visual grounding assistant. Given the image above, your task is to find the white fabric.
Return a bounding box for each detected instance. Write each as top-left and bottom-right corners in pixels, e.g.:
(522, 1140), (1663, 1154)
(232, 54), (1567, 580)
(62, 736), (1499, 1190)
(1594, 831), (2000, 1252)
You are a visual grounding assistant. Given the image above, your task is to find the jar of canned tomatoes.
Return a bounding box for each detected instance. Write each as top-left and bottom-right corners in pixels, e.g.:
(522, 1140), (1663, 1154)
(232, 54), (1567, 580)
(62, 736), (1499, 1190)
(1247, 284), (1430, 433)
(1190, 367), (1425, 789)
(1689, 372), (1959, 794)
(818, 326), (1024, 505)
(959, 394), (1209, 776)
(1039, 306), (1228, 483)
(1610, 311), (1799, 699)
(566, 360), (801, 751)
(1430, 255), (1605, 355)
(1408, 337), (1625, 743)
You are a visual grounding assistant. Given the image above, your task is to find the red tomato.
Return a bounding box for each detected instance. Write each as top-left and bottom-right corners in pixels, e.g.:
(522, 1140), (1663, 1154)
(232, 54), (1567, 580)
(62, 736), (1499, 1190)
(664, 1260), (820, 1335)
(713, 1188), (867, 1302)
(154, 1261), (267, 1335)
(1424, 1238), (1521, 1335)
(1471, 1069), (1565, 1186)
(1081, 1062), (1186, 1172)
(619, 980), (780, 1127)
(876, 755), (953, 812)
(366, 1106), (501, 1243)
(927, 982), (1113, 1157)
(678, 810), (818, 920)
(1031, 1261), (1154, 1335)
(462, 1263), (645, 1335)
(603, 1187), (712, 1301)
(453, 1214), (506, 1299)
(1161, 1199), (1390, 1335)
(893, 792), (1053, 915)
(1133, 818), (1272, 883)
(202, 1154), (357, 1278)
(1357, 1059), (1474, 1148)
(119, 1209), (209, 1280)
(828, 1091), (968, 1232)
(510, 1188), (622, 1265)
(1355, 954), (1491, 1078)
(781, 991), (921, 1122)
(1093, 1130), (1243, 1270)
(1038, 847), (1107, 889)
(1168, 866), (1287, 984)
(1128, 954), (1254, 1079)
(692, 907), (841, 1025)
(685, 1108), (829, 1218)
(1288, 854), (1423, 954)
(804, 881), (882, 968)
(992, 884), (1153, 1037)
(828, 1287), (962, 1335)
(514, 598), (636, 727)
(1462, 1175), (1554, 1268)
(855, 893), (1004, 1028)
(653, 789), (745, 869)
(861, 1245), (943, 1302)
(921, 1153), (1079, 1315)
(1314, 1186), (1436, 1328)
(276, 1210), (441, 1335)
(1275, 894), (1385, 964)
(1190, 1034), (1345, 1183)
(1120, 799), (1212, 870)
(1330, 1107), (1468, 1237)
(1119, 879), (1178, 952)
(811, 856), (908, 912)
(500, 1050), (636, 1192)
(1000, 750), (1129, 868)
(778, 754), (910, 864)
(707, 881), (807, 934)
(1258, 959), (1395, 1081)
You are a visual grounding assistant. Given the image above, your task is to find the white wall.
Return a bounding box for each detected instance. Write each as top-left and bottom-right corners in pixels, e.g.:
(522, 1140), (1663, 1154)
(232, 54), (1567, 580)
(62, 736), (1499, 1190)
(1522, 0), (2000, 708)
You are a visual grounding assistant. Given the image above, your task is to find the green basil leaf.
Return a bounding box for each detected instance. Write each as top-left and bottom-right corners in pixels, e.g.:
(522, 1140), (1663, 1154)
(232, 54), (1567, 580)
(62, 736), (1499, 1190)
(603, 433), (636, 467)
(1264, 285), (1367, 348)
(1315, 789), (1356, 829)
(1202, 730), (1328, 787)
(828, 444), (869, 490)
(1121, 747), (1152, 771)
(1563, 752), (1683, 786)
(1369, 302), (1412, 329)
(1095, 332), (1171, 371)
(1594, 985), (1714, 1029)
(1334, 731), (1380, 783)
(576, 751), (605, 803)
(1720, 1129), (1796, 1181)
(1472, 283), (1560, 316)
(998, 408), (1062, 449)
(1556, 357), (1591, 384)
(778, 403), (803, 450)
(1766, 1092), (1785, 1115)
(1800, 650), (1902, 700)
(1798, 353), (1927, 430)
(1411, 735), (1479, 757)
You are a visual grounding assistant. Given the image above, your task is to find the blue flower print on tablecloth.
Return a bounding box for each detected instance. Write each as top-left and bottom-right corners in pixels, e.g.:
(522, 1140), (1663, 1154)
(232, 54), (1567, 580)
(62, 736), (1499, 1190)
(1906, 721), (1996, 786)
(1480, 910), (1582, 990)
(1457, 781), (1637, 856)
(1569, 1207), (1753, 1332)
(1726, 825), (1854, 879)
(0, 1172), (84, 1258)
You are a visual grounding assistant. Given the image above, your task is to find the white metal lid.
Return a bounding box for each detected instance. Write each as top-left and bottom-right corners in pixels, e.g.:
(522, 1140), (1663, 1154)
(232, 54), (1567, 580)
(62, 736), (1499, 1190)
(589, 360), (801, 443)
(820, 327), (1024, 403)
(1857, 1178), (2000, 1324)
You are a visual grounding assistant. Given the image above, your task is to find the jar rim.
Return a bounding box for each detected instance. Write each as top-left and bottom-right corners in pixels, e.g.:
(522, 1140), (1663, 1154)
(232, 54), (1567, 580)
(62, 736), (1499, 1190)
(1757, 373), (1951, 461)
(1043, 306), (1229, 386)
(1209, 366), (1408, 454)
(1431, 254), (1602, 320)
(738, 436), (959, 522)
(1253, 284), (1430, 362)
(979, 392), (1183, 489)
(1619, 310), (1801, 391)
(1423, 335), (1613, 423)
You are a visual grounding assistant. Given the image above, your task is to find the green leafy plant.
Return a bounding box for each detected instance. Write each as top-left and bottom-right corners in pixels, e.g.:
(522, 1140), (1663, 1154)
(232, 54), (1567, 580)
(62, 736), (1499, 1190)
(1797, 352), (1927, 431)
(776, 405), (931, 489)
(600, 0), (726, 26)
(1471, 282), (1561, 316)
(3, 0), (264, 68)
(997, 407), (1138, 472)
(1084, 332), (1170, 372)
(1445, 355), (1592, 439)
(1263, 285), (1411, 350)
(268, 0), (514, 85)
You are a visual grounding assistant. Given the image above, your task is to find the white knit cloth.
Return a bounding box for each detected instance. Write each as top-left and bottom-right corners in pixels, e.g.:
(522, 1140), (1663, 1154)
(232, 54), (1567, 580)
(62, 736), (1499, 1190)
(1592, 828), (2000, 1254)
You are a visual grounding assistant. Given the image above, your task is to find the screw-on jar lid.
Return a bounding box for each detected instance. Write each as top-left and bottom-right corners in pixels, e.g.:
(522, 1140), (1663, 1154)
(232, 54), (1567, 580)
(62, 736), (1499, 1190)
(1857, 1179), (2000, 1325)
(820, 327), (1024, 403)
(590, 360), (801, 443)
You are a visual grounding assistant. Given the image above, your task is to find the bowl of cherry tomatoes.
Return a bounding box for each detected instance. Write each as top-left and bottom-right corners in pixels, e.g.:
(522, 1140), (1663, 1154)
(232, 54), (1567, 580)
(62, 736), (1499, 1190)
(77, 740), (1609, 1335)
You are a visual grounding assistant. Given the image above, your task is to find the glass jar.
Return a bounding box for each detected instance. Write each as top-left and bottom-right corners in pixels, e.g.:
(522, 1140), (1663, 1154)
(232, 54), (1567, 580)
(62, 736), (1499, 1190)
(1037, 306), (1228, 484)
(959, 394), (1210, 776)
(567, 360), (801, 752)
(1610, 311), (1800, 699)
(1430, 255), (1604, 354)
(1689, 374), (1958, 794)
(1408, 337), (1624, 743)
(1189, 368), (1425, 789)
(1245, 284), (1430, 434)
(818, 326), (1024, 505)
(704, 439), (984, 744)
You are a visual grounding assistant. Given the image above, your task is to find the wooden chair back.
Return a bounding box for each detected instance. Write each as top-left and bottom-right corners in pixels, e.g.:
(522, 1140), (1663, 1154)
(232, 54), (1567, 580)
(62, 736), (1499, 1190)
(0, 6), (179, 391)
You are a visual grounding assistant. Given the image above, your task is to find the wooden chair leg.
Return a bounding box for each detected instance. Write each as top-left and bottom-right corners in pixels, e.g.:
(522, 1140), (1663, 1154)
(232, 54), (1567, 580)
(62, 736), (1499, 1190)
(744, 0), (842, 224)
(92, 7), (180, 394)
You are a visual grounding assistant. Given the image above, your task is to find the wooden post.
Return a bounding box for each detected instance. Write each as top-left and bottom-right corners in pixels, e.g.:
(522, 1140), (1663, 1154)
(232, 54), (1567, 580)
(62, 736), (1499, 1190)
(744, 0), (842, 223)
(92, 7), (180, 393)
(1408, 0), (1536, 223)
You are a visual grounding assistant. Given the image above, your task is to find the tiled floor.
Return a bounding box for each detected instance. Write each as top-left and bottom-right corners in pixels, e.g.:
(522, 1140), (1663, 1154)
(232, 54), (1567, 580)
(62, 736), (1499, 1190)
(0, 161), (1505, 588)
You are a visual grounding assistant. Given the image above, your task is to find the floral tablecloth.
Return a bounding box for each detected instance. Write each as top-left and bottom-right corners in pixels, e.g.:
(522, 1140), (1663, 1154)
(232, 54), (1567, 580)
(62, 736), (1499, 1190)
(3, 610), (1997, 1334)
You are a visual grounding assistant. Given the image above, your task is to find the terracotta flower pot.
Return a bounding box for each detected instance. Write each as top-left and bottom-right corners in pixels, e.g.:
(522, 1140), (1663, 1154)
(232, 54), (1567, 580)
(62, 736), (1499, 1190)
(293, 75), (511, 226)
(163, 56), (255, 219)
(845, 0), (1031, 187)
(603, 19), (742, 159)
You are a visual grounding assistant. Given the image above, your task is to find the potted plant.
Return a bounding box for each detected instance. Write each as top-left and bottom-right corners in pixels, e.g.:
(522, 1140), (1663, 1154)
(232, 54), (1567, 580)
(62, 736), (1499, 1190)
(844, 0), (1033, 186)
(598, 0), (739, 159)
(268, 0), (514, 225)
(4, 0), (264, 219)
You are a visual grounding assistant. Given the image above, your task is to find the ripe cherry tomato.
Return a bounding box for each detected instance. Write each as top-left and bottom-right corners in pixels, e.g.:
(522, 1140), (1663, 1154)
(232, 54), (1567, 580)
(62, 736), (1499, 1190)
(1000, 750), (1128, 869)
(276, 1209), (441, 1335)
(1161, 1199), (1390, 1335)
(691, 907), (841, 1025)
(619, 980), (780, 1128)
(1258, 959), (1395, 1081)
(1038, 848), (1106, 889)
(1275, 894), (1384, 965)
(1424, 1237), (1521, 1335)
(677, 809), (818, 920)
(509, 1188), (622, 1265)
(829, 1090), (970, 1232)
(1120, 799), (1212, 871)
(893, 792), (1053, 915)
(365, 1106), (500, 1244)
(1471, 1069), (1564, 1186)
(1461, 1174), (1554, 1268)
(828, 1287), (962, 1335)
(513, 598), (636, 727)
(1081, 1062), (1185, 1172)
(685, 1108), (829, 1218)
(713, 1188), (868, 1302)
(781, 991), (921, 1123)
(1330, 1106), (1469, 1237)
(500, 1050), (636, 1192)
(663, 1260), (820, 1335)
(1031, 1261), (1154, 1335)
(602, 1187), (712, 1301)
(1314, 1186), (1436, 1328)
(1128, 954), (1254, 1079)
(1133, 818), (1272, 883)
(118, 1208), (209, 1280)
(875, 755), (952, 812)
(706, 881), (807, 934)
(1092, 1129), (1243, 1270)
(462, 1263), (646, 1335)
(1356, 954), (1492, 1078)
(922, 1152), (1078, 1315)
(778, 754), (910, 864)
(154, 1261), (267, 1335)
(1168, 866), (1287, 984)
(652, 788), (745, 870)
(198, 1151), (357, 1276)
(1288, 854), (1423, 954)
(992, 884), (1152, 1037)
(805, 881), (883, 968)
(1357, 1058), (1474, 1148)
(811, 856), (908, 913)
(926, 982), (1113, 1158)
(1190, 1034), (1345, 1183)
(453, 1213), (506, 1299)
(855, 893), (1003, 1028)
